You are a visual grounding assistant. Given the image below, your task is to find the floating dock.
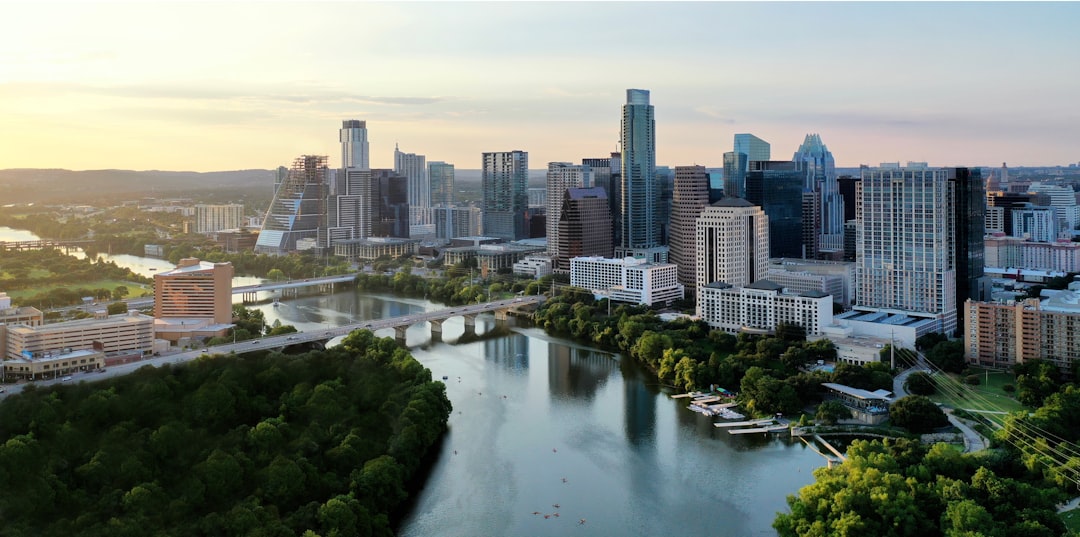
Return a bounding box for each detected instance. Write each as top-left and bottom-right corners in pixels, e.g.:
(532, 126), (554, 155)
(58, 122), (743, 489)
(713, 418), (776, 428)
(728, 424), (789, 435)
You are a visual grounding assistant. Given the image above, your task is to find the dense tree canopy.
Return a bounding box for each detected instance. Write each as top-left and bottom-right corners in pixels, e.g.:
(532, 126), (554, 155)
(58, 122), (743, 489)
(889, 395), (950, 434)
(775, 438), (1067, 537)
(0, 332), (451, 537)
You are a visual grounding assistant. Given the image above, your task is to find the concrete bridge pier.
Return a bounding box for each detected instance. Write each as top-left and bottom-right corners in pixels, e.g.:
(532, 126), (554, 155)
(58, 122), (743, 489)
(394, 325), (408, 345)
(494, 307), (510, 327)
(430, 319), (443, 336)
(242, 291), (258, 303)
(462, 314), (478, 335)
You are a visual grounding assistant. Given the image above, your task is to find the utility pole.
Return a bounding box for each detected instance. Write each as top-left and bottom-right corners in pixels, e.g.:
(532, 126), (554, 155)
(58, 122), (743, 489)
(890, 328), (895, 370)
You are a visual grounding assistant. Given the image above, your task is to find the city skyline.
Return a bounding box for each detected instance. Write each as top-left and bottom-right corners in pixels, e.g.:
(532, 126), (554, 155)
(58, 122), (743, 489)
(2, 2), (1079, 172)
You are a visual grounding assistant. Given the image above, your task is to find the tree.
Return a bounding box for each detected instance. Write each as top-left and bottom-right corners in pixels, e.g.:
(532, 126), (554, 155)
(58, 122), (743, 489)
(112, 285), (129, 300)
(107, 302), (129, 315)
(889, 395), (949, 433)
(815, 400), (851, 425)
(267, 268), (287, 281)
(1013, 359), (1062, 408)
(925, 340), (966, 373)
(905, 371), (936, 395)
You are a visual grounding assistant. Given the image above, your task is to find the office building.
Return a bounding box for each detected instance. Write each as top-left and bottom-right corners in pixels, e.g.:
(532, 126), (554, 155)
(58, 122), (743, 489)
(255, 155), (329, 254)
(194, 204), (244, 234)
(950, 167), (987, 323)
(695, 198), (769, 294)
(555, 187), (613, 272)
(429, 161), (455, 207)
(570, 256), (683, 306)
(372, 169), (410, 238)
(340, 120), (369, 170)
(617, 89), (665, 262)
(723, 133), (770, 199)
(793, 134), (843, 258)
(482, 150), (529, 241)
(745, 160), (805, 258)
(394, 145), (428, 225)
(583, 153), (621, 246)
(1029, 183), (1080, 230)
(513, 256), (554, 278)
(699, 280), (832, 337)
(546, 162), (592, 255)
(668, 165), (710, 288)
(333, 237), (419, 263)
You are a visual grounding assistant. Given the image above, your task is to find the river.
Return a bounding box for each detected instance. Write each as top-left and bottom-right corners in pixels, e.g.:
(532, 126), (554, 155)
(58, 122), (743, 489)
(2, 226), (826, 535)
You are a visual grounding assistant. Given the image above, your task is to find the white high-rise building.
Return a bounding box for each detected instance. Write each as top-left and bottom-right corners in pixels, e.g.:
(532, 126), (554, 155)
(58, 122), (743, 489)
(394, 145), (428, 224)
(340, 120), (369, 170)
(1012, 206), (1059, 242)
(856, 165), (957, 334)
(695, 198), (770, 297)
(545, 162), (592, 254)
(194, 204), (243, 234)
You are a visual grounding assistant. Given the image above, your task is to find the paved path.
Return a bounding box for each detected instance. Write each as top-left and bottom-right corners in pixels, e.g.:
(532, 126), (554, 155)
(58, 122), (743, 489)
(893, 363), (990, 453)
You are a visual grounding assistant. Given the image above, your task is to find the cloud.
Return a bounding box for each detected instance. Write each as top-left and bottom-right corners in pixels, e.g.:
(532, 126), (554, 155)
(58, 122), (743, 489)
(693, 106), (737, 124)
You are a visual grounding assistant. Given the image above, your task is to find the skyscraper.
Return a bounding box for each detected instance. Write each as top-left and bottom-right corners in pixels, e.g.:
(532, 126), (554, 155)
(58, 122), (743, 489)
(555, 187), (612, 272)
(745, 160), (804, 258)
(723, 133), (770, 199)
(950, 167), (987, 322)
(546, 162), (592, 254)
(695, 197), (769, 293)
(668, 165), (710, 288)
(255, 155), (329, 254)
(583, 152), (620, 247)
(855, 165), (976, 335)
(394, 145), (428, 224)
(372, 169), (410, 238)
(340, 120), (369, 170)
(428, 161), (455, 206)
(618, 89), (665, 261)
(482, 150), (529, 241)
(793, 134), (843, 258)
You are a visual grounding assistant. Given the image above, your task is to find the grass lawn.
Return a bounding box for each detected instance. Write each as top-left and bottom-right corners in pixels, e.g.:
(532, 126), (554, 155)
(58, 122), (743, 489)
(1063, 507), (1080, 533)
(5, 280), (152, 301)
(928, 367), (1028, 426)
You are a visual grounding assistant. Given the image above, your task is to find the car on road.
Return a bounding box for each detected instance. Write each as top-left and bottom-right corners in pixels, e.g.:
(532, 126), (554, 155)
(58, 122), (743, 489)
(251, 340), (260, 344)
(286, 336), (298, 341)
(61, 376), (73, 382)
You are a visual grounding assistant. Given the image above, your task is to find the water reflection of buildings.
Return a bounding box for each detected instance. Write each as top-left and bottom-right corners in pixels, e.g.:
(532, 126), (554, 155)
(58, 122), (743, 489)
(483, 333), (530, 370)
(623, 379), (657, 446)
(547, 344), (618, 400)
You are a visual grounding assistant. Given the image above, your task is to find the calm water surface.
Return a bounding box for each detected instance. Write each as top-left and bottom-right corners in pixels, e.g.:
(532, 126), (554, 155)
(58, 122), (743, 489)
(254, 289), (826, 537)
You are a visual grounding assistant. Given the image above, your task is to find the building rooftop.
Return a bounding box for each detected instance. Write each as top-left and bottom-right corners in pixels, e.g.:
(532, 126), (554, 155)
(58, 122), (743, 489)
(822, 382), (893, 402)
(710, 197), (755, 208)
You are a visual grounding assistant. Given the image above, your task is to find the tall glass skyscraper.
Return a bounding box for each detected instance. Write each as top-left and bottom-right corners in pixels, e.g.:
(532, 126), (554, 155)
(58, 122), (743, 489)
(339, 120), (369, 170)
(482, 150), (529, 241)
(793, 134), (842, 258)
(428, 161), (455, 206)
(394, 145), (428, 224)
(745, 160), (804, 258)
(723, 133), (770, 199)
(618, 89), (665, 261)
(545, 162), (592, 254)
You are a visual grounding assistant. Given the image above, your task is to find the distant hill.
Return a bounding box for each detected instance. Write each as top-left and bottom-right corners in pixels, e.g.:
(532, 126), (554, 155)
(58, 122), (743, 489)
(0, 169), (275, 205)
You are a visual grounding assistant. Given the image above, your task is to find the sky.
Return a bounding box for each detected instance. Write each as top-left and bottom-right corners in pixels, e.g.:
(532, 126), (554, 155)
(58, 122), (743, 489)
(1, 1), (1078, 172)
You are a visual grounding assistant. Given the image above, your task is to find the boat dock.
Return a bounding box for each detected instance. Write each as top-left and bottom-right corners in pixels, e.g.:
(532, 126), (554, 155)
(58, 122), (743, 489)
(728, 424), (789, 435)
(713, 418), (776, 428)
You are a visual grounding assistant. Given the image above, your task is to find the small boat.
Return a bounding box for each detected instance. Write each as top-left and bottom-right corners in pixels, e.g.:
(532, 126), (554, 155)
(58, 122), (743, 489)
(148, 268), (156, 271)
(442, 375), (449, 380)
(272, 298), (281, 307)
